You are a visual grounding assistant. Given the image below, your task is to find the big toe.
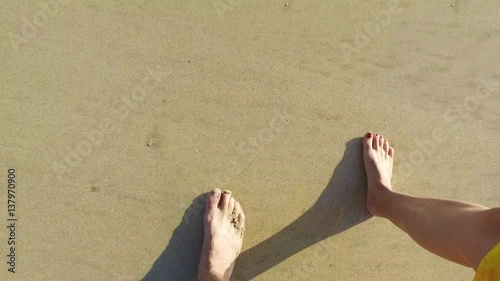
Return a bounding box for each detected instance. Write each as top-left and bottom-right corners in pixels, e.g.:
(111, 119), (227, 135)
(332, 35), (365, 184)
(364, 132), (374, 151)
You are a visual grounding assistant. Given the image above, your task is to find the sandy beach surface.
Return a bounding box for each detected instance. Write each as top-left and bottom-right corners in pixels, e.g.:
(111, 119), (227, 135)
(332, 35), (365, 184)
(1, 0), (499, 280)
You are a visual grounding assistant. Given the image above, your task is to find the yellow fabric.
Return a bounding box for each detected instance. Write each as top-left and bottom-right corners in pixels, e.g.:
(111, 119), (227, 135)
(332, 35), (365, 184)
(473, 242), (500, 281)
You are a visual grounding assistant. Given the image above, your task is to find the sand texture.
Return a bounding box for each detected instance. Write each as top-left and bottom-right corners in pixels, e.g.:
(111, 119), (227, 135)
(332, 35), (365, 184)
(1, 0), (499, 280)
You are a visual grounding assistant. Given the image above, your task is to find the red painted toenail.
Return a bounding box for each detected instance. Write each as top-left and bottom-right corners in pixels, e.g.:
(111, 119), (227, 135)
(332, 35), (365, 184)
(367, 133), (372, 138)
(375, 134), (378, 136)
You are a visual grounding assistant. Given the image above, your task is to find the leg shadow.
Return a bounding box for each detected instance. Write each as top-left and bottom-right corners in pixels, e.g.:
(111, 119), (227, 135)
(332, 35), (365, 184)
(142, 194), (207, 281)
(233, 137), (371, 280)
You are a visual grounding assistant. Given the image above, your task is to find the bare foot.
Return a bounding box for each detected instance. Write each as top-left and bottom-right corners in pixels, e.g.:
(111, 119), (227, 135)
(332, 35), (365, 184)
(198, 188), (245, 281)
(363, 132), (394, 216)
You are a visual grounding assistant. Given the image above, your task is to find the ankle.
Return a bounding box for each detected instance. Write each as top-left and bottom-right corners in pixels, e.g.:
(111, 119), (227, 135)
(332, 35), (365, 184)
(198, 261), (228, 281)
(367, 183), (393, 217)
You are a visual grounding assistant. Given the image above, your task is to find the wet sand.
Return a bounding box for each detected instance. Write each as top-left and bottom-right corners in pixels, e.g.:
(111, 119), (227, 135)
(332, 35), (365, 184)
(1, 0), (499, 280)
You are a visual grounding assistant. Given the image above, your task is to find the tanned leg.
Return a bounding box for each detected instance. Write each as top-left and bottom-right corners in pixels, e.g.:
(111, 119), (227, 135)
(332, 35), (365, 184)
(363, 132), (500, 270)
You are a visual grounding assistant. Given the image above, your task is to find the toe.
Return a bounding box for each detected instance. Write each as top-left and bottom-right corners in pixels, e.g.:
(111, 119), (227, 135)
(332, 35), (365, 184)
(379, 135), (384, 148)
(207, 188), (222, 209)
(388, 147), (395, 158)
(373, 134), (380, 149)
(364, 132), (373, 151)
(383, 139), (389, 154)
(228, 197), (236, 213)
(234, 202), (245, 229)
(220, 190), (232, 211)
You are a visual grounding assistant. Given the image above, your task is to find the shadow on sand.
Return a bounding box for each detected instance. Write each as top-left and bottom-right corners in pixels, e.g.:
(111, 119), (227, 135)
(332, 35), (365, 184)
(141, 193), (206, 281)
(142, 138), (371, 281)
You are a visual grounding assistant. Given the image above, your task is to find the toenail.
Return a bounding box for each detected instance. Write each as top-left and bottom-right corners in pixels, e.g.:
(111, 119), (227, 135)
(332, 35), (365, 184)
(367, 132), (372, 138)
(375, 134), (378, 136)
(223, 190), (231, 194)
